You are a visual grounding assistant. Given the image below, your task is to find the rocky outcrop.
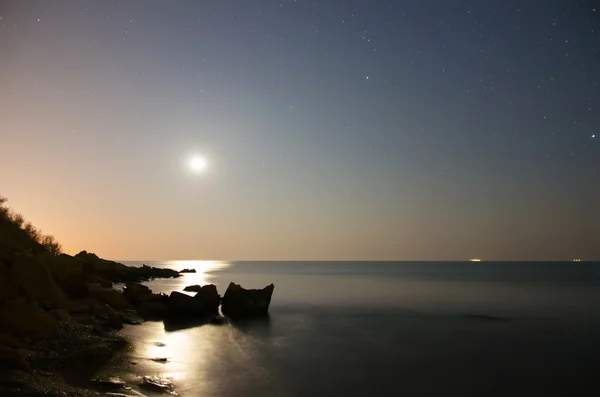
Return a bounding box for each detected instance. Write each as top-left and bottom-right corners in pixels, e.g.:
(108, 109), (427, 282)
(221, 283), (274, 318)
(0, 300), (58, 340)
(89, 287), (132, 311)
(0, 263), (18, 303)
(123, 282), (153, 305)
(10, 256), (68, 309)
(74, 251), (180, 283)
(136, 301), (168, 319)
(179, 268), (196, 273)
(45, 254), (88, 299)
(183, 284), (202, 292)
(0, 346), (30, 371)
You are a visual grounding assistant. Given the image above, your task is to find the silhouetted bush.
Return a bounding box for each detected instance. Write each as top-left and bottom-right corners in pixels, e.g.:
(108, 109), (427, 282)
(10, 212), (25, 228)
(23, 222), (41, 243)
(40, 234), (62, 256)
(0, 194), (63, 255)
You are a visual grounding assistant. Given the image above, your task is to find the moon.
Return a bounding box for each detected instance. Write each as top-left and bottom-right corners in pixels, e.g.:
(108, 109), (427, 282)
(189, 155), (208, 174)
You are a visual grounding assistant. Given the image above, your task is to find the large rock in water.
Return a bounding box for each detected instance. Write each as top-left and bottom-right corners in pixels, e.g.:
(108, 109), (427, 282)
(166, 291), (195, 315)
(221, 283), (274, 318)
(192, 285), (220, 315)
(166, 285), (220, 317)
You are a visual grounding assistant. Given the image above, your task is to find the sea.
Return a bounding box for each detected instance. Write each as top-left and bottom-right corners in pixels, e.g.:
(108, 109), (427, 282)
(117, 261), (600, 397)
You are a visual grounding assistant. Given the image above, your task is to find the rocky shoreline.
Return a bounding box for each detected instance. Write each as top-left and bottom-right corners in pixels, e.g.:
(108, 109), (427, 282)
(0, 250), (274, 396)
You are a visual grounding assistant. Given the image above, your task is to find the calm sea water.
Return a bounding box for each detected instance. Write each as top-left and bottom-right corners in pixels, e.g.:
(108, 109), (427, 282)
(118, 261), (600, 396)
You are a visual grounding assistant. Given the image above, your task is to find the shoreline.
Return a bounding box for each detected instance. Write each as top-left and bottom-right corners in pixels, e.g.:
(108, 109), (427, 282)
(0, 250), (273, 396)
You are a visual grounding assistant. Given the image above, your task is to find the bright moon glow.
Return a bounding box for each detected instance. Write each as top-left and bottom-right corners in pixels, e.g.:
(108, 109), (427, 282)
(189, 156), (208, 173)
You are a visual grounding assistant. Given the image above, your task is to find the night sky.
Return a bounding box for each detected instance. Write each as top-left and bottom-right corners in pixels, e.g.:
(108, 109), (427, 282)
(1, 1), (598, 261)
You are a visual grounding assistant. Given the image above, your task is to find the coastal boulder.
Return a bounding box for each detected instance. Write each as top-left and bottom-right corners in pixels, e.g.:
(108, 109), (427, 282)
(123, 282), (152, 305)
(75, 251), (130, 281)
(192, 284), (220, 315)
(89, 287), (132, 310)
(221, 283), (274, 318)
(45, 253), (89, 298)
(166, 291), (195, 315)
(183, 284), (202, 292)
(0, 262), (18, 304)
(10, 256), (68, 308)
(0, 346), (30, 372)
(0, 301), (58, 340)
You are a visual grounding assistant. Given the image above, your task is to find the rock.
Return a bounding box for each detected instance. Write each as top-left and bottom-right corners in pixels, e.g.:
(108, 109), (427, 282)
(0, 333), (23, 349)
(61, 272), (89, 299)
(183, 284), (202, 292)
(97, 278), (113, 289)
(89, 287), (132, 310)
(165, 286), (220, 317)
(10, 255), (68, 308)
(74, 251), (180, 283)
(140, 376), (175, 393)
(66, 303), (93, 314)
(120, 310), (144, 325)
(45, 253), (88, 298)
(0, 345), (30, 372)
(0, 263), (18, 304)
(66, 344), (113, 376)
(49, 309), (70, 321)
(123, 282), (152, 305)
(179, 268), (196, 273)
(103, 314), (124, 330)
(91, 376), (126, 391)
(151, 357), (168, 363)
(136, 301), (168, 320)
(0, 301), (58, 340)
(211, 317), (226, 325)
(192, 284), (220, 315)
(136, 264), (180, 281)
(166, 291), (195, 315)
(221, 282), (274, 318)
(74, 251), (128, 280)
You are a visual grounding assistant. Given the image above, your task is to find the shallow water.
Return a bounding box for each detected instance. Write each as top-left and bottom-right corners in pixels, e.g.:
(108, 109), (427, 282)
(119, 261), (600, 396)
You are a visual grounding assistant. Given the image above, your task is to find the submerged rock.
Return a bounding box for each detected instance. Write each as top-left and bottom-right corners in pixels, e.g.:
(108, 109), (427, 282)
(221, 282), (274, 319)
(140, 375), (175, 393)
